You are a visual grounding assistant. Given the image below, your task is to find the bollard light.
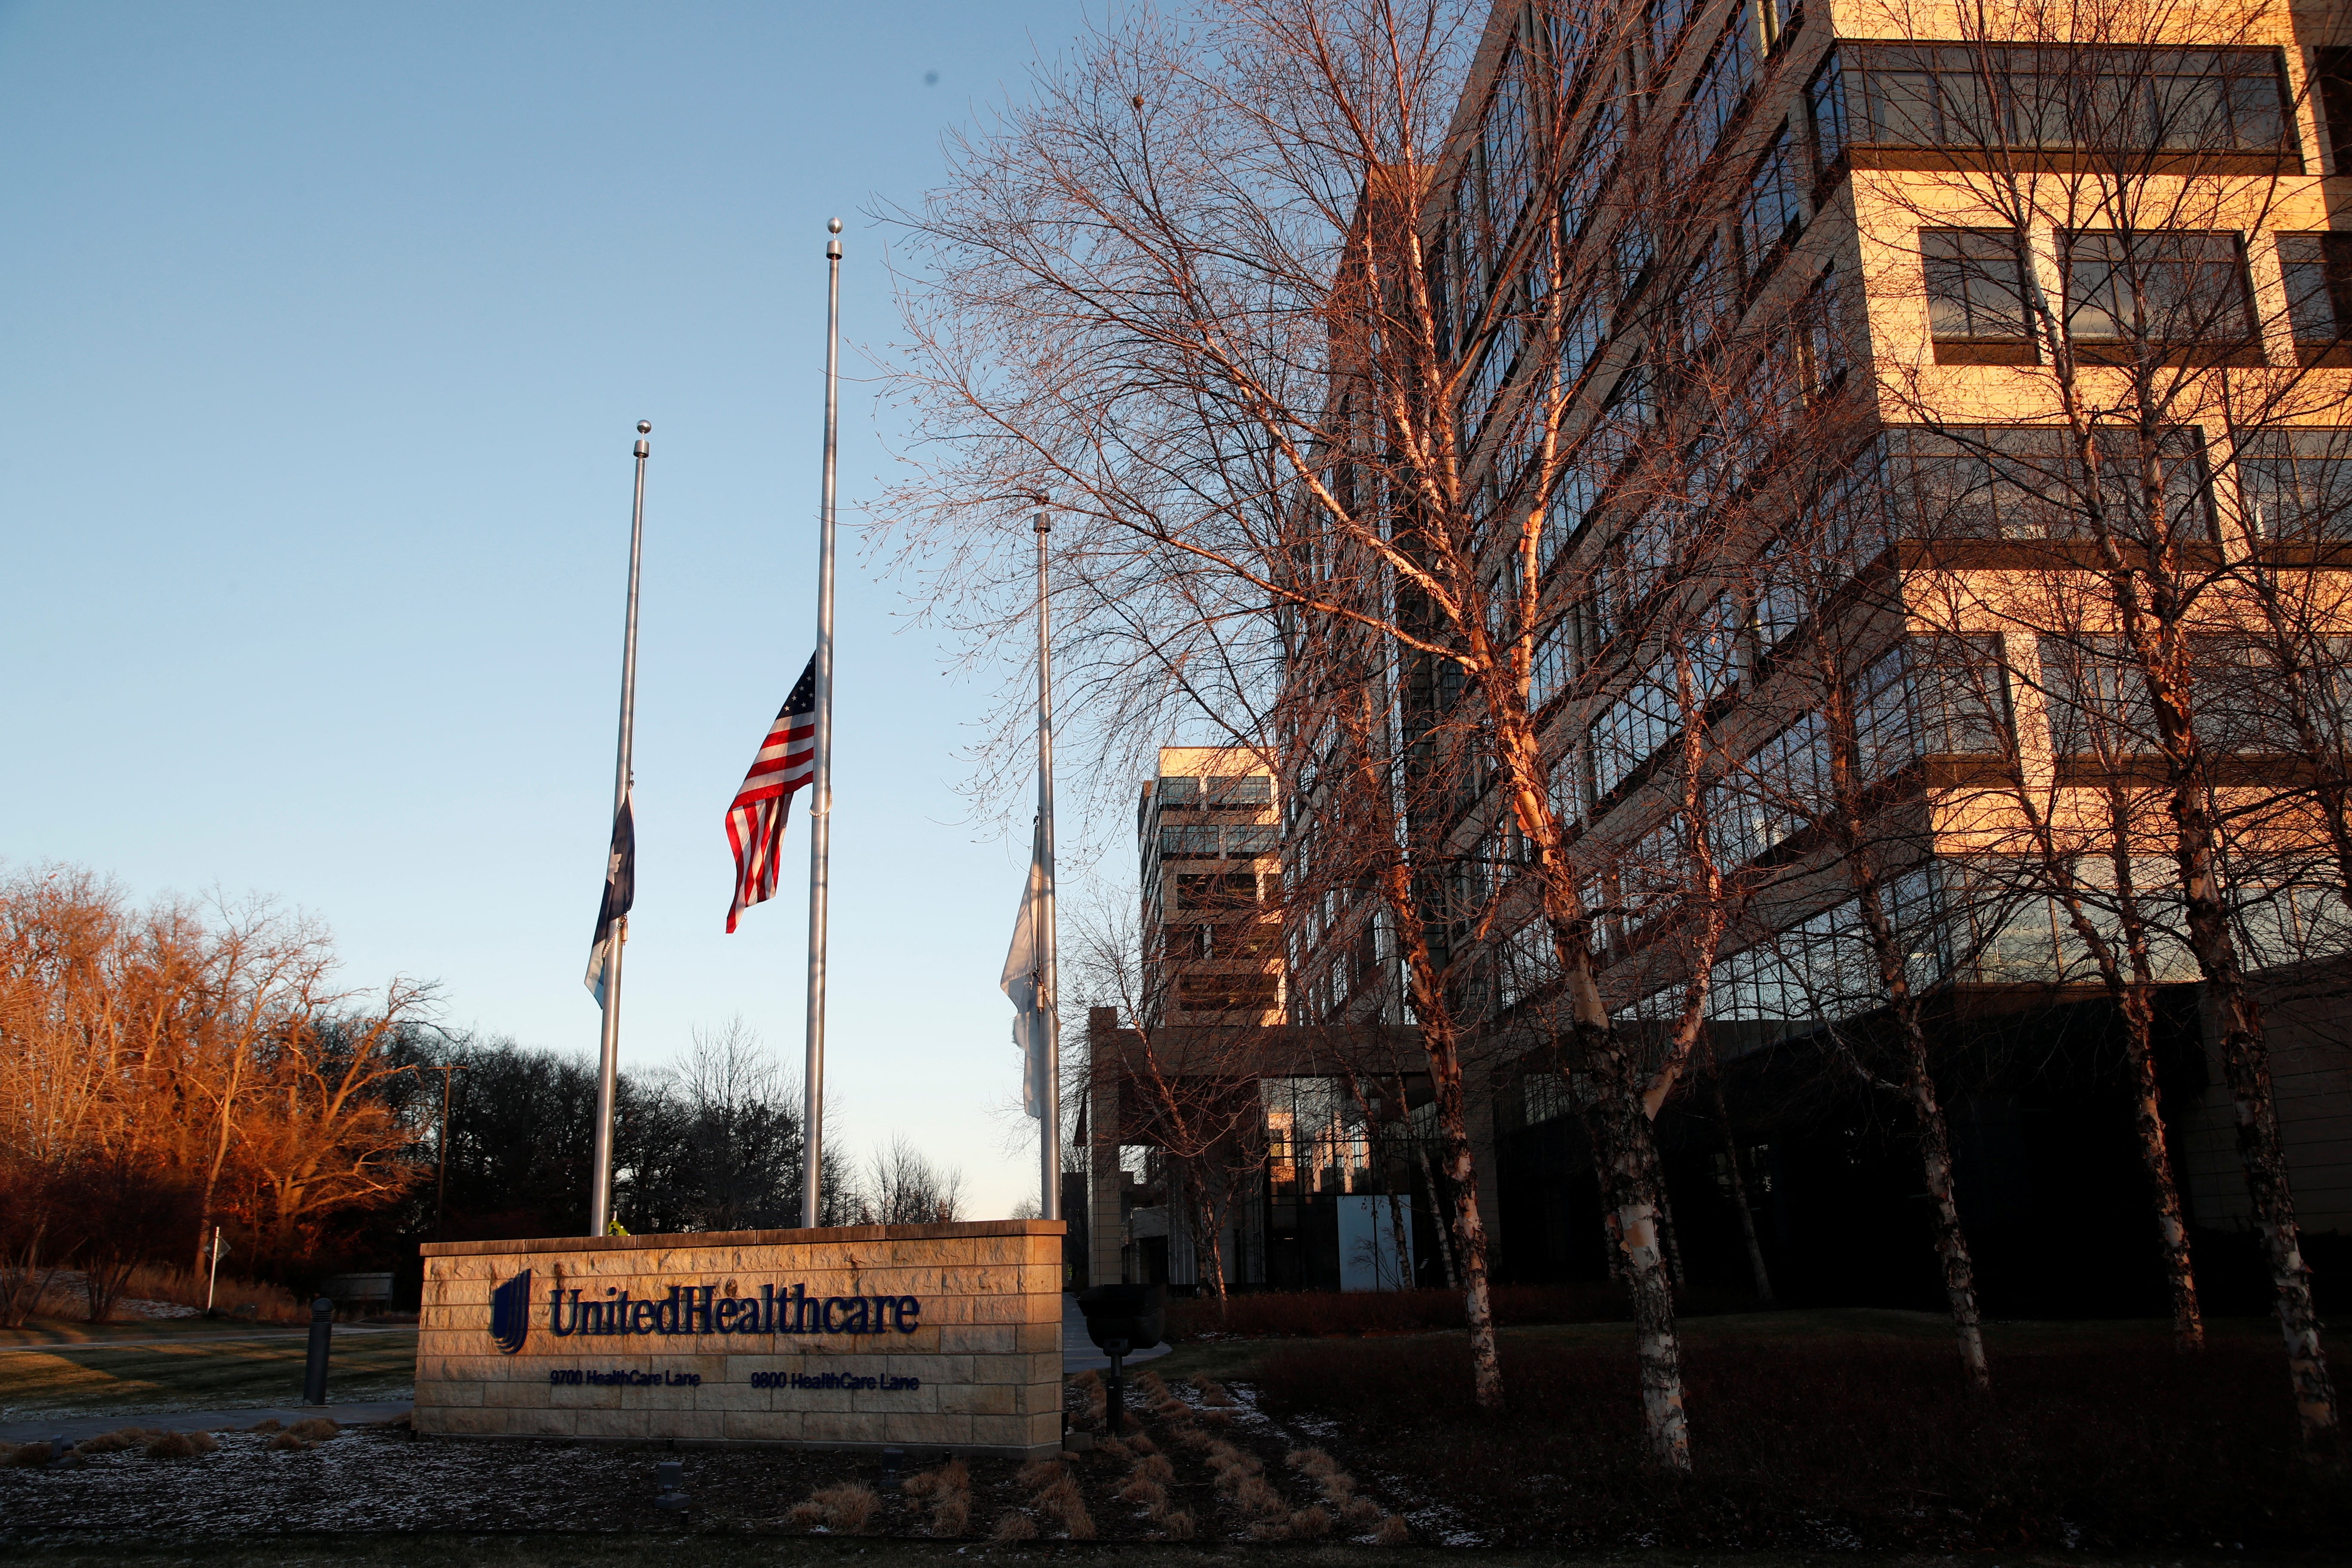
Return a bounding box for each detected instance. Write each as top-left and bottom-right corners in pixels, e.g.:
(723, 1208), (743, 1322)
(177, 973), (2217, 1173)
(655, 1458), (689, 1511)
(301, 1297), (334, 1406)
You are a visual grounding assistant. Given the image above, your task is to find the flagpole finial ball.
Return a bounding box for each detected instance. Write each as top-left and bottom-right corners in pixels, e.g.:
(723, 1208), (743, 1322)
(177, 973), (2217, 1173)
(828, 217), (843, 234)
(637, 420), (652, 435)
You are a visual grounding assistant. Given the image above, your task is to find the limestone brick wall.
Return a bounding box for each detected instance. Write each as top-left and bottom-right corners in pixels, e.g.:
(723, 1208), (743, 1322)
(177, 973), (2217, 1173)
(415, 1219), (1064, 1457)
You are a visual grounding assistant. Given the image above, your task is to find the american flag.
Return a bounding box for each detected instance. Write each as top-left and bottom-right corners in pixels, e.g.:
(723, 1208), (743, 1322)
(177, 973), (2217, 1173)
(725, 654), (818, 933)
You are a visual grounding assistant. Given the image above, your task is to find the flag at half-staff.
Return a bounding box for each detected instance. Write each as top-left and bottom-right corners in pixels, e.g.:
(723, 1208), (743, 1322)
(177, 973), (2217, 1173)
(584, 786), (635, 1002)
(724, 653), (819, 932)
(1000, 812), (1052, 1118)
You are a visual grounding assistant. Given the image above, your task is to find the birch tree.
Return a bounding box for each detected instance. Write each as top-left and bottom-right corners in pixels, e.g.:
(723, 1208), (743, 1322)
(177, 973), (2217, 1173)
(1857, 0), (2345, 1435)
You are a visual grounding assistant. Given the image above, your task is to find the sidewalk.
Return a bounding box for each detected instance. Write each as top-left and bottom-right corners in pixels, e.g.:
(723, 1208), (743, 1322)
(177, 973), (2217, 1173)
(0, 1400), (415, 1446)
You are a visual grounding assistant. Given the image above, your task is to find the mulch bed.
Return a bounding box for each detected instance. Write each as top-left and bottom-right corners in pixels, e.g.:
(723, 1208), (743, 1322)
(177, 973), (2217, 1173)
(0, 1375), (1413, 1545)
(1251, 1332), (2352, 1553)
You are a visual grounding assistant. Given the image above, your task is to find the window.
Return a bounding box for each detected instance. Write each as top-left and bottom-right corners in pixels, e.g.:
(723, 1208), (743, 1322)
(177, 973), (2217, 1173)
(1803, 262), (1850, 390)
(1855, 635), (2012, 776)
(2037, 634), (2156, 756)
(1178, 972), (1282, 1013)
(1542, 457), (1599, 569)
(1676, 3), (1758, 170)
(1479, 47), (1533, 242)
(1205, 775), (1273, 808)
(1157, 775), (1198, 805)
(1648, 0), (1700, 78)
(2278, 233), (2352, 363)
(1679, 234), (1728, 359)
(1736, 125), (1805, 280)
(1560, 294), (1607, 391)
(1226, 825), (1280, 857)
(2238, 429), (2352, 542)
(1706, 711), (1828, 867)
(1835, 43), (2292, 156)
(1614, 217), (1657, 306)
(1921, 228), (2034, 362)
(1159, 824), (1221, 858)
(1177, 871), (1259, 909)
(2318, 47), (2352, 174)
(1564, 90), (1625, 247)
(1591, 653), (1681, 801)
(1805, 52), (1847, 175)
(1531, 617), (1574, 709)
(1888, 425), (2209, 541)
(2064, 231), (2255, 354)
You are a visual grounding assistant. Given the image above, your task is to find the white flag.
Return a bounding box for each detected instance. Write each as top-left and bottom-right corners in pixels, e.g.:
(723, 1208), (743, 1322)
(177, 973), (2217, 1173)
(999, 814), (1051, 1118)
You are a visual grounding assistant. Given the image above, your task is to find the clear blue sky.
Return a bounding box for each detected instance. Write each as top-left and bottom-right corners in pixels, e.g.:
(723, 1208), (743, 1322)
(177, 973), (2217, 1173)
(0, 0), (1100, 1219)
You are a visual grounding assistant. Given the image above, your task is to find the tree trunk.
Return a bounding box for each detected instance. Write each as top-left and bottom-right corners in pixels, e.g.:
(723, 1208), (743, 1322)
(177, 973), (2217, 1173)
(1416, 1142), (1460, 1289)
(1709, 1066), (1775, 1305)
(1582, 1066), (1690, 1468)
(1387, 866), (1504, 1412)
(1384, 1186), (1412, 1291)
(2117, 982), (2202, 1351)
(1897, 1013), (1989, 1389)
(2204, 962), (2339, 1440)
(1654, 1162), (1686, 1292)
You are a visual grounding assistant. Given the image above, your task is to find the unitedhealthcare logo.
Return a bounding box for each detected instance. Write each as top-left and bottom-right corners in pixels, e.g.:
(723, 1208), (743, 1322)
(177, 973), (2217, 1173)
(490, 1269), (532, 1354)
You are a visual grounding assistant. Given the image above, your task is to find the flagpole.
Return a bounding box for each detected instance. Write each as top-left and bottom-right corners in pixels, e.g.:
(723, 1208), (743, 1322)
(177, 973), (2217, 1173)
(588, 419), (651, 1238)
(802, 220), (842, 1230)
(1035, 508), (1060, 1222)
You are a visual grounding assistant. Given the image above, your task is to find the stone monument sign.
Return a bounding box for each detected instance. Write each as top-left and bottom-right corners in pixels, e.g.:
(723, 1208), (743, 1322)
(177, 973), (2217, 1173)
(415, 1219), (1063, 1456)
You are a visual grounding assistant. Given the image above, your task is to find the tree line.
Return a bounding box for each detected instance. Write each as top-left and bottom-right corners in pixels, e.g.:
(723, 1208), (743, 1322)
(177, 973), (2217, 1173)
(0, 865), (965, 1325)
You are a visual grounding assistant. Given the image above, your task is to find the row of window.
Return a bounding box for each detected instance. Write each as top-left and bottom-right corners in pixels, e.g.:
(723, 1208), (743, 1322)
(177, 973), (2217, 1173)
(1920, 226), (2352, 362)
(1158, 823), (1280, 860)
(1155, 774), (1273, 807)
(1821, 43), (2295, 159)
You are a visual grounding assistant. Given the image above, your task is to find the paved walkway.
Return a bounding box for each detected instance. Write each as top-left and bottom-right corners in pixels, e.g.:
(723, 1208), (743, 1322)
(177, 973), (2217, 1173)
(0, 1325), (410, 1357)
(0, 1400), (416, 1446)
(1061, 1293), (1172, 1373)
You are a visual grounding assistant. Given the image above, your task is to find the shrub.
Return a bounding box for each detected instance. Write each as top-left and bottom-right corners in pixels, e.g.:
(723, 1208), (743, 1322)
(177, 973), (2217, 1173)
(1289, 1504), (1334, 1538)
(1156, 1508), (1196, 1540)
(286, 1418), (338, 1442)
(1375, 1513), (1412, 1545)
(806, 1482), (878, 1533)
(991, 1511), (1038, 1542)
(1164, 1282), (1772, 1342)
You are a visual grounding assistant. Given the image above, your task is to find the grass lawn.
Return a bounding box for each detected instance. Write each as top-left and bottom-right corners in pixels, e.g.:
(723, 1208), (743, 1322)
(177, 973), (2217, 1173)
(0, 1324), (415, 1420)
(1147, 1304), (2288, 1384)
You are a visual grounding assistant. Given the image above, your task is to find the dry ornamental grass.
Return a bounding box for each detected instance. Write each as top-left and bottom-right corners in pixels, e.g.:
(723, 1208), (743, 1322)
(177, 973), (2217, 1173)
(784, 1481), (879, 1534)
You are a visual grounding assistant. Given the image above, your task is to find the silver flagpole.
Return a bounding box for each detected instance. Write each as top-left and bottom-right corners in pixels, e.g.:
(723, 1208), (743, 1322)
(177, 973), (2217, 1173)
(802, 220), (842, 1230)
(588, 419), (651, 1238)
(1035, 509), (1060, 1222)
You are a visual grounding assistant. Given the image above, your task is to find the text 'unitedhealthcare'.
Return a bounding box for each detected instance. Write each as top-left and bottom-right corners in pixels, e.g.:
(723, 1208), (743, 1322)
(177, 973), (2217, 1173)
(487, 1269), (925, 1353)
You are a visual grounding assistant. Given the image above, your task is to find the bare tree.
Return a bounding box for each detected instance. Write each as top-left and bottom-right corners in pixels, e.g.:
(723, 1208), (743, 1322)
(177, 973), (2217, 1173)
(865, 1137), (968, 1225)
(1066, 892), (1272, 1308)
(883, 0), (1791, 1462)
(1853, 0), (2345, 1437)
